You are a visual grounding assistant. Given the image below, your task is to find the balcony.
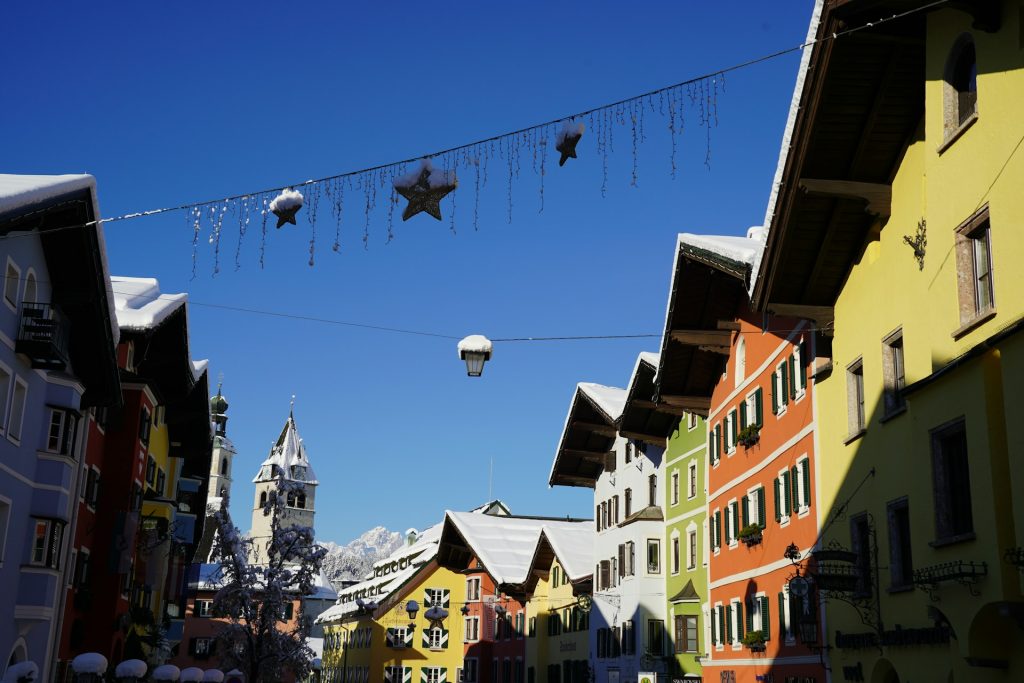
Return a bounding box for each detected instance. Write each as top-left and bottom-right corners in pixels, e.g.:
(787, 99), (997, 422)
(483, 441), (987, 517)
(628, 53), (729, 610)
(15, 302), (69, 370)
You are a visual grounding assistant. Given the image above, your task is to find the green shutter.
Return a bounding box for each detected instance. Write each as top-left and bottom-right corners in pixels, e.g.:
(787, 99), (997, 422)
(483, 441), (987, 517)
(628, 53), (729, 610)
(783, 471), (792, 516)
(718, 607), (725, 645)
(741, 495), (750, 528)
(761, 596), (770, 641)
(440, 668), (447, 683)
(740, 401), (748, 429)
(755, 387), (764, 426)
(708, 430), (716, 463)
(774, 478), (781, 522)
(781, 364), (790, 405)
(710, 606), (717, 644)
(442, 590), (450, 608)
(725, 605), (733, 643)
(730, 410), (738, 447)
(422, 629), (431, 648)
(802, 461), (811, 510)
(771, 372), (779, 414)
(745, 599), (754, 634)
(791, 465), (800, 511)
(788, 355), (797, 398)
(732, 501), (740, 539)
(736, 602), (744, 639)
(757, 487), (766, 527)
(778, 592), (786, 638)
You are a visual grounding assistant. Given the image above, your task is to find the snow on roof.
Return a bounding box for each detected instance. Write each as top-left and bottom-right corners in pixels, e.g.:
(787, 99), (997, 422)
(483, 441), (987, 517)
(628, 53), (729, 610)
(677, 232), (761, 271)
(110, 276), (189, 332)
(540, 524), (594, 582)
(444, 511), (590, 586)
(577, 383), (627, 423)
(752, 0), (824, 297)
(469, 499), (510, 515)
(638, 351), (659, 368)
(192, 359), (209, 382)
(2, 662), (38, 682)
(310, 570), (339, 600)
(306, 638), (324, 659)
(253, 413), (318, 484)
(71, 653), (107, 674)
(0, 174), (120, 346)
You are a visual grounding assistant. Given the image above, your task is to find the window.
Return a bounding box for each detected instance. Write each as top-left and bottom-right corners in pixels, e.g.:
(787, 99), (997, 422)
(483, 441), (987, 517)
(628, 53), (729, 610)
(688, 461), (698, 499)
(73, 548), (90, 587)
(613, 495), (619, 524)
(711, 509), (721, 552)
(687, 412), (698, 430)
(887, 497), (914, 589)
(427, 627), (445, 650)
(687, 529), (697, 570)
(725, 501), (738, 545)
(8, 377), (27, 443)
(748, 595), (770, 640)
(740, 389), (764, 429)
(882, 329), (906, 415)
(515, 611), (524, 638)
(464, 614), (479, 641)
(646, 539), (660, 574)
(622, 619), (635, 654)
(424, 587), (449, 608)
(155, 469), (166, 496)
(671, 471), (680, 505)
(624, 488), (632, 517)
(139, 406), (152, 447)
(944, 33), (978, 137)
(778, 589), (794, 642)
(671, 535), (680, 574)
(47, 409), (77, 455)
(146, 456), (156, 486)
(0, 364), (10, 435)
(195, 599), (214, 617)
(192, 637), (213, 658)
(931, 418), (974, 541)
(725, 409), (737, 453)
(131, 483), (143, 511)
(528, 616), (536, 637)
(462, 659), (479, 683)
(625, 441), (632, 463)
(846, 358), (865, 435)
(954, 206), (995, 330)
(551, 565), (560, 587)
(30, 519), (64, 569)
(675, 615), (698, 653)
(791, 342), (807, 397)
(771, 361), (790, 415)
(794, 459), (811, 513)
(729, 600), (744, 645)
(0, 498), (10, 565)
(466, 577), (480, 601)
(851, 513), (873, 598)
(774, 469), (793, 522)
(742, 487), (766, 527)
(3, 258), (20, 310)
(648, 474), (657, 507)
(647, 619), (665, 655)
(84, 468), (100, 508)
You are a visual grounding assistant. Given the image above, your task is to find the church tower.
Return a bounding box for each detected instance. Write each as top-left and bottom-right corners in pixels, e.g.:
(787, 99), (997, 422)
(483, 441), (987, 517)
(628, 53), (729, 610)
(249, 405), (319, 565)
(208, 384), (235, 500)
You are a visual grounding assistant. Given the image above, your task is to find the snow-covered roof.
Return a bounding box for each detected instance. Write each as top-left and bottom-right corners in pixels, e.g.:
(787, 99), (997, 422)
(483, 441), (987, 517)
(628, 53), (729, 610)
(253, 413), (318, 485)
(111, 276), (188, 332)
(0, 174), (120, 346)
(443, 511), (591, 586)
(309, 570), (338, 600)
(540, 524), (594, 582)
(752, 0), (825, 297)
(677, 232), (761, 273)
(577, 383), (627, 423)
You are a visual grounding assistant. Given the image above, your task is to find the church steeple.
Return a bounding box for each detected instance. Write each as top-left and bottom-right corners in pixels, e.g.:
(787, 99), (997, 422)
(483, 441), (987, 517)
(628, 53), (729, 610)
(249, 401), (318, 564)
(208, 381), (235, 500)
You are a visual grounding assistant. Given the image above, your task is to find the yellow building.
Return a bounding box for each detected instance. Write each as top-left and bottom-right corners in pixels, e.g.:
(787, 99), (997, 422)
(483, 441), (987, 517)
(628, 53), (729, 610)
(523, 528), (592, 683)
(752, 1), (1024, 680)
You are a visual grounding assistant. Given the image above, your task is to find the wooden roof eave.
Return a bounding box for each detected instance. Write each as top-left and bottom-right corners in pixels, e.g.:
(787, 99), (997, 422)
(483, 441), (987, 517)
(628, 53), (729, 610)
(549, 388), (617, 488)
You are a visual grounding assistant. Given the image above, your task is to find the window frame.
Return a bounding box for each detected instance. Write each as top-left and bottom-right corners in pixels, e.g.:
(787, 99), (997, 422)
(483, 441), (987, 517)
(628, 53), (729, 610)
(671, 470), (680, 506)
(466, 576), (481, 601)
(953, 205), (996, 336)
(7, 376), (28, 445)
(882, 328), (906, 416)
(646, 538), (661, 575)
(930, 417), (975, 544)
(3, 257), (20, 312)
(687, 460), (698, 500)
(846, 358), (865, 438)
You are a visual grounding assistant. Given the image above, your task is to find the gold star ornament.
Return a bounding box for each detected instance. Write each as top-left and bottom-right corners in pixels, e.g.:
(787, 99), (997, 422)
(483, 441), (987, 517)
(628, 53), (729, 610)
(393, 160), (457, 221)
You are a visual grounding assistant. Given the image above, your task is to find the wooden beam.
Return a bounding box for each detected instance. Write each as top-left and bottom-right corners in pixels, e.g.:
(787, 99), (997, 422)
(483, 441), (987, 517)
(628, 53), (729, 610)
(618, 430), (668, 448)
(766, 304), (835, 334)
(561, 449), (612, 462)
(670, 329), (732, 346)
(551, 474), (597, 488)
(571, 421), (617, 437)
(716, 320), (741, 331)
(698, 345), (731, 355)
(630, 400), (687, 416)
(659, 394), (711, 411)
(798, 179), (892, 218)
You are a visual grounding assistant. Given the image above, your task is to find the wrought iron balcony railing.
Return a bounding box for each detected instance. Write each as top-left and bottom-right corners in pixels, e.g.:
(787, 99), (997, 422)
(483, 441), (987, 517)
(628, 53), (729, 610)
(15, 302), (69, 370)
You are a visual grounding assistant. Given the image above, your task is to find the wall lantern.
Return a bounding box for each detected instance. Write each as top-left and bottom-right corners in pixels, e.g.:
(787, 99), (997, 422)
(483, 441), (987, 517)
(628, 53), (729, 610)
(405, 599), (420, 624)
(458, 335), (493, 377)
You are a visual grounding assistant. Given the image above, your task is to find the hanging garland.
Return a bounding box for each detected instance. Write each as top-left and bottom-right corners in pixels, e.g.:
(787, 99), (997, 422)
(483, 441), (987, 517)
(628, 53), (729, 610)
(44, 2), (943, 278)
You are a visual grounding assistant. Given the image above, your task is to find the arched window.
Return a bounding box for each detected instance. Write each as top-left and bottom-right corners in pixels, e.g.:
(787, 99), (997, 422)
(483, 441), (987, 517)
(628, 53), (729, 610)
(297, 492), (306, 509)
(734, 336), (746, 388)
(220, 458), (229, 476)
(259, 491), (267, 507)
(287, 491), (296, 507)
(23, 270), (36, 305)
(219, 486), (226, 497)
(944, 34), (978, 137)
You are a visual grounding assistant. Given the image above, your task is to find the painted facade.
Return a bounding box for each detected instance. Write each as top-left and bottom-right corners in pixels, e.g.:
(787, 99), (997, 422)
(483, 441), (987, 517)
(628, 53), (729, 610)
(662, 414), (706, 681)
(0, 175), (121, 682)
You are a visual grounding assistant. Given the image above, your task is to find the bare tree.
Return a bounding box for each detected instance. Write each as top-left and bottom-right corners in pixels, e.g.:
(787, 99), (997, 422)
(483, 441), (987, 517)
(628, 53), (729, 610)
(209, 477), (326, 682)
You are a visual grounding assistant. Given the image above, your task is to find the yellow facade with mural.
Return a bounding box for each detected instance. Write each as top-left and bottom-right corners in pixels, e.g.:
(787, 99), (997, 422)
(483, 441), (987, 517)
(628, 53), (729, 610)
(524, 558), (589, 683)
(322, 561), (469, 683)
(810, 4), (1024, 681)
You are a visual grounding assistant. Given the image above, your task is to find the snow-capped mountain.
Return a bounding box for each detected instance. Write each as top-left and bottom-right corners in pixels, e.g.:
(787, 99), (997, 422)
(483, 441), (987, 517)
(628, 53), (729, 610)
(320, 526), (404, 586)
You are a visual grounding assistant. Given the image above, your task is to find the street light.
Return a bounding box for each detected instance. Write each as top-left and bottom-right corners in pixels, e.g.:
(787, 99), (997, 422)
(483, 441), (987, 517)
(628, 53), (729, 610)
(458, 335), (493, 377)
(405, 599), (420, 625)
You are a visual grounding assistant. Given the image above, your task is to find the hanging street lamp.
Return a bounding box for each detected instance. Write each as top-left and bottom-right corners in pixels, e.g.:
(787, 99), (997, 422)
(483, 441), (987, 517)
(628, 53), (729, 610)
(458, 335), (493, 377)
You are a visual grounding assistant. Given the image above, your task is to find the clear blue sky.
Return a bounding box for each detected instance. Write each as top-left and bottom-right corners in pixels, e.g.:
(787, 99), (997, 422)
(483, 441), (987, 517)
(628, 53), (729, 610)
(2, 2), (814, 543)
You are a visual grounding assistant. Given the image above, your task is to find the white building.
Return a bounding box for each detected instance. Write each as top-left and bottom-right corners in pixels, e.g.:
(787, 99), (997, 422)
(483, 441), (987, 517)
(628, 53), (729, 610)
(550, 357), (668, 683)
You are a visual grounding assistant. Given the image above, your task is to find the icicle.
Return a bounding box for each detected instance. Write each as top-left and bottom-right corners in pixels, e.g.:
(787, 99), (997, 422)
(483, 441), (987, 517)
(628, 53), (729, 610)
(473, 146), (481, 231)
(331, 177), (346, 252)
(630, 101), (639, 188)
(506, 137), (514, 224)
(190, 207), (201, 281)
(235, 196), (250, 271)
(668, 89), (678, 180)
(307, 182), (320, 267)
(538, 130), (547, 214)
(259, 196), (269, 269)
(386, 168), (397, 244)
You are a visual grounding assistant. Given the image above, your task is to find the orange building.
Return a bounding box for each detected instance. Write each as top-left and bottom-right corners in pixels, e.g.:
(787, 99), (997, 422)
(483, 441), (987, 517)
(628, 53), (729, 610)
(652, 232), (826, 682)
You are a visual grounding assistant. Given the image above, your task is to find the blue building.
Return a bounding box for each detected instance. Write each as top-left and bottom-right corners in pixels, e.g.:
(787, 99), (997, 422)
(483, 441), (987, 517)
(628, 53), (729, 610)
(0, 175), (120, 680)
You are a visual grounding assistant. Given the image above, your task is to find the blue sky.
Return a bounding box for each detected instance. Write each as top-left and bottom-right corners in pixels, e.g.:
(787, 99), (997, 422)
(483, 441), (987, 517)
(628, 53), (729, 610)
(3, 2), (814, 543)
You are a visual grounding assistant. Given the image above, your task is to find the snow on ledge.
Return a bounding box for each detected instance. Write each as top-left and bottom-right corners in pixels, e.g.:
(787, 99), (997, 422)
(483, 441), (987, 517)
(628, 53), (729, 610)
(71, 653), (108, 674)
(0, 173), (94, 216)
(2, 662), (38, 682)
(152, 664), (181, 681)
(115, 660), (147, 677)
(180, 667), (204, 682)
(110, 276), (188, 331)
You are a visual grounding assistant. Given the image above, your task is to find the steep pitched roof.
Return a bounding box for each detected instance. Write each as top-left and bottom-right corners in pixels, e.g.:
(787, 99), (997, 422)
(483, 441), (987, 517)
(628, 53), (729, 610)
(253, 412), (318, 485)
(548, 383), (627, 488)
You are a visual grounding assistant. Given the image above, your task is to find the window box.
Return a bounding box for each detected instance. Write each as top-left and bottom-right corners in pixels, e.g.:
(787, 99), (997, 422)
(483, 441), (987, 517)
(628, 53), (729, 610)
(741, 630), (766, 652)
(737, 425), (760, 449)
(738, 524), (763, 547)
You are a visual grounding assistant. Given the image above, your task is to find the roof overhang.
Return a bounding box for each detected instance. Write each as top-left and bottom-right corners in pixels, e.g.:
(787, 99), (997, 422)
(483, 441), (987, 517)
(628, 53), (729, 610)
(752, 0), (998, 311)
(618, 353), (678, 444)
(521, 528), (593, 596)
(549, 384), (624, 488)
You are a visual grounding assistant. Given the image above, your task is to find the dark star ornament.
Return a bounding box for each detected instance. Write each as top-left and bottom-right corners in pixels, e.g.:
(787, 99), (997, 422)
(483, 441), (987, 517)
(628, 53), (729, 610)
(269, 188), (304, 228)
(394, 165), (457, 221)
(556, 121), (585, 166)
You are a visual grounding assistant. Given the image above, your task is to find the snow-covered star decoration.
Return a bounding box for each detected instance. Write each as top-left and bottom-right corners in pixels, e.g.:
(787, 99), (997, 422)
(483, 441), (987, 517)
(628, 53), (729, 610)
(393, 159), (457, 221)
(556, 120), (585, 166)
(270, 188), (304, 228)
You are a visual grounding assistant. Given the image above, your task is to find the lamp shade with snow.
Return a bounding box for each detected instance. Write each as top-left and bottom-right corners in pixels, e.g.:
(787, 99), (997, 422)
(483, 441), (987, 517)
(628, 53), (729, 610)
(71, 653), (107, 681)
(405, 599), (420, 621)
(180, 667), (204, 682)
(202, 671), (225, 683)
(1, 662), (38, 683)
(114, 659), (147, 682)
(151, 664), (181, 681)
(457, 335), (492, 377)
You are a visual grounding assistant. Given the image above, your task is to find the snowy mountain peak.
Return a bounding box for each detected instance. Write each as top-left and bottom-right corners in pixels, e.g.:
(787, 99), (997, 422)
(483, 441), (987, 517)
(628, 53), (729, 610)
(321, 526), (404, 585)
